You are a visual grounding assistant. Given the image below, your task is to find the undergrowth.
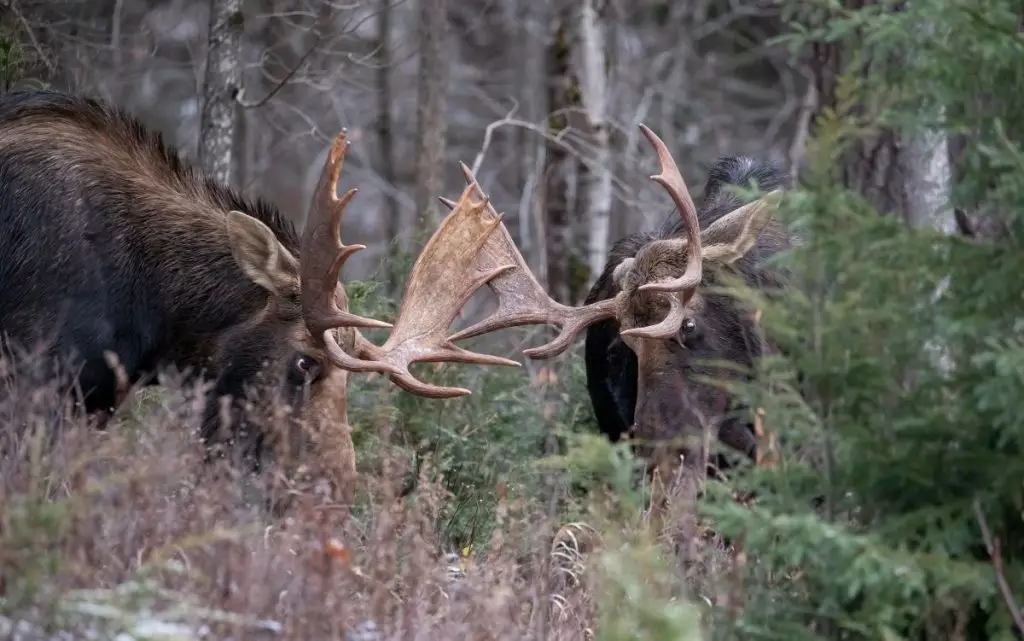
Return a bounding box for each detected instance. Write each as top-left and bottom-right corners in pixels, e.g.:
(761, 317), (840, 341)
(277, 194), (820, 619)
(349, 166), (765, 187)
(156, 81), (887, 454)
(0, 317), (725, 641)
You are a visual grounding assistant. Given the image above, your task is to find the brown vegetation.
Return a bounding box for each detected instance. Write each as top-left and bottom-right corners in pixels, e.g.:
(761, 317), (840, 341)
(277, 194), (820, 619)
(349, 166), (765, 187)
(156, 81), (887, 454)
(0, 348), (745, 640)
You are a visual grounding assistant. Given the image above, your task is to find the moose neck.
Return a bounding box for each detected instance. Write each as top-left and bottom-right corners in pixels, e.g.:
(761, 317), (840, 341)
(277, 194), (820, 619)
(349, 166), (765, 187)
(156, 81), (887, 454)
(29, 113), (301, 372)
(143, 215), (280, 365)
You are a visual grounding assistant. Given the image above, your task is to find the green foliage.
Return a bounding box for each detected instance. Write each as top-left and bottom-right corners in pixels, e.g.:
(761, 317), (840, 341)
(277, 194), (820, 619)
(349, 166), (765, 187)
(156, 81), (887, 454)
(0, 23), (48, 92)
(698, 0), (1024, 638)
(595, 543), (705, 641)
(0, 29), (25, 91)
(343, 252), (604, 551)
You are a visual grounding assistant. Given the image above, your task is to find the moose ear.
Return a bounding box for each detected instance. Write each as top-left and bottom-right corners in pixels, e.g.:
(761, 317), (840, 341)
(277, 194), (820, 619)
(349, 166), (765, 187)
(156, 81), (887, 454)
(699, 189), (782, 265)
(224, 210), (300, 295)
(612, 257), (636, 290)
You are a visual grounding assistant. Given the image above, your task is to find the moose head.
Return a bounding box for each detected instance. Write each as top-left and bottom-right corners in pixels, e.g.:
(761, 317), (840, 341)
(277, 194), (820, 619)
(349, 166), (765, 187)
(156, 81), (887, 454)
(437, 125), (785, 478)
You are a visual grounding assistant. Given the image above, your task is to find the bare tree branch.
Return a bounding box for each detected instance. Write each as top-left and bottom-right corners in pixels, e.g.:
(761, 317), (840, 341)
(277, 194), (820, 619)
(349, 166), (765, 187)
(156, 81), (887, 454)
(973, 499), (1024, 635)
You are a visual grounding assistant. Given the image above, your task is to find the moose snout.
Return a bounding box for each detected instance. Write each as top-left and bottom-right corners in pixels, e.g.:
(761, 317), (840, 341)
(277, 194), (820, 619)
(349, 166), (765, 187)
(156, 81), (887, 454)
(630, 374), (711, 469)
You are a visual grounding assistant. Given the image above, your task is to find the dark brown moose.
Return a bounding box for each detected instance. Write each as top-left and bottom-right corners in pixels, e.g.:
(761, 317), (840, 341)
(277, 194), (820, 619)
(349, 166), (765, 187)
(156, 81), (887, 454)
(440, 124), (790, 486)
(0, 90), (519, 502)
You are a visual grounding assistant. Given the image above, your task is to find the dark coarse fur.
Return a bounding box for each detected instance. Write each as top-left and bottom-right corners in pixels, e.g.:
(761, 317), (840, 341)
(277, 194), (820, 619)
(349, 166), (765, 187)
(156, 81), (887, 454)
(583, 156), (791, 471)
(0, 90), (308, 463)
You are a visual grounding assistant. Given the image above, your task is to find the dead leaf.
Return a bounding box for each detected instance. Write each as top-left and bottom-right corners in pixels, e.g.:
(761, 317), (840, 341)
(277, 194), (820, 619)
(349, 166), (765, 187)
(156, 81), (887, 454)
(325, 538), (351, 566)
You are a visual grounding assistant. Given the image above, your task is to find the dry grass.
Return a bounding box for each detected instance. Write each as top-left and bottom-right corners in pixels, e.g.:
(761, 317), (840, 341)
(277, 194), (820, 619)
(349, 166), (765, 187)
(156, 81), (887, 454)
(0, 356), (738, 641)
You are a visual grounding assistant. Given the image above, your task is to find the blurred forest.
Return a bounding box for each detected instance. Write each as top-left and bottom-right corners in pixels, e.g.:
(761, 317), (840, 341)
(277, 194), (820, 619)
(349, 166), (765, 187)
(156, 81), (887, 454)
(2, 0), (807, 306)
(3, 0), (1024, 640)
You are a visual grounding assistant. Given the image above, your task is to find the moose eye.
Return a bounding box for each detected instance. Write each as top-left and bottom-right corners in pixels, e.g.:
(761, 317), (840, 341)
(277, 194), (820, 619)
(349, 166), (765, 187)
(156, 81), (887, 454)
(292, 354), (322, 382)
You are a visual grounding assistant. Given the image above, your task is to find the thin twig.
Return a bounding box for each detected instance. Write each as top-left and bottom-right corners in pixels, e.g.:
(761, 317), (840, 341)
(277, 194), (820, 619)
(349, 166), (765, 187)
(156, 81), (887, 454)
(9, 0), (55, 75)
(468, 98), (521, 175)
(237, 6), (332, 109)
(973, 498), (1024, 635)
(465, 103), (578, 177)
(788, 81), (817, 186)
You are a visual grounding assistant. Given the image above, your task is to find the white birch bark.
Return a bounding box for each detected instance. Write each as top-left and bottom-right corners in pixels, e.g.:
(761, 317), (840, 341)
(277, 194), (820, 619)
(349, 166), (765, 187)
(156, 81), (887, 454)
(577, 0), (612, 286)
(902, 15), (955, 375)
(198, 0), (243, 188)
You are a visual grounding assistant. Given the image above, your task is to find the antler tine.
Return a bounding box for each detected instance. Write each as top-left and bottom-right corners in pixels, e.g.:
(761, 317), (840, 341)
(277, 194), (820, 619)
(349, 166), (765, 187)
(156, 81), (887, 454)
(617, 124), (703, 341)
(447, 162), (621, 359)
(620, 295), (687, 340)
(318, 180), (523, 399)
(635, 123), (702, 296)
(301, 129), (393, 346)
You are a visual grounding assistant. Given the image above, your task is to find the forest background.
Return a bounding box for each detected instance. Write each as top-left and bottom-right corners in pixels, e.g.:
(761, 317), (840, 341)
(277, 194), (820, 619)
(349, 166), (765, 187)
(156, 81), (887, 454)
(1, 0), (1023, 639)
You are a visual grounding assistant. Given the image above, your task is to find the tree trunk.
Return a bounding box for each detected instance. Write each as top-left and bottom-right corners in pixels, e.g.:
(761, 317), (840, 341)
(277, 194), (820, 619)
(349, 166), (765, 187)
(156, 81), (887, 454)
(808, 1), (953, 229)
(902, 5), (954, 236)
(904, 124), (953, 233)
(198, 0), (243, 189)
(903, 11), (955, 377)
(512, 0), (550, 286)
(807, 0), (957, 435)
(809, 34), (908, 217)
(413, 0), (449, 236)
(544, 6), (575, 305)
(576, 0), (612, 293)
(377, 0), (400, 294)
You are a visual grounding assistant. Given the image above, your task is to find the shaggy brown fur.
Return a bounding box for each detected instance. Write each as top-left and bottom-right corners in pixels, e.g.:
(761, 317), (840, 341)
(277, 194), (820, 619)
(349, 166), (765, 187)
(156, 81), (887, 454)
(0, 90), (348, 475)
(583, 155), (792, 473)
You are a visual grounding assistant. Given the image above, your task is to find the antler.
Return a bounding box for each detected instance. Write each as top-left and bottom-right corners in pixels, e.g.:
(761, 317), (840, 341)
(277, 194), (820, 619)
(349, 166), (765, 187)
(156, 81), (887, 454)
(444, 123), (703, 356)
(621, 124), (703, 341)
(444, 164), (622, 359)
(300, 130), (394, 336)
(300, 130), (520, 399)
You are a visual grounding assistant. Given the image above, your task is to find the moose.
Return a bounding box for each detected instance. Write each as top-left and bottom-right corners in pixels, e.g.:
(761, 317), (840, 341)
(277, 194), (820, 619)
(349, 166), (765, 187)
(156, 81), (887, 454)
(0, 90), (521, 498)
(441, 125), (790, 483)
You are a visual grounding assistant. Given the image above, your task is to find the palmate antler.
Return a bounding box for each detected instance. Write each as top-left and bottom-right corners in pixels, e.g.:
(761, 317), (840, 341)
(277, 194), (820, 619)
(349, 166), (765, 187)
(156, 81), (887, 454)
(299, 130), (520, 399)
(441, 123), (705, 357)
(440, 173), (617, 359)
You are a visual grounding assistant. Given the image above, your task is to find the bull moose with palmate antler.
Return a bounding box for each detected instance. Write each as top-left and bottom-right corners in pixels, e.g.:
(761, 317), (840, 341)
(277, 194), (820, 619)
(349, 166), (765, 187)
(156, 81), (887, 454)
(0, 90), (522, 500)
(442, 125), (791, 479)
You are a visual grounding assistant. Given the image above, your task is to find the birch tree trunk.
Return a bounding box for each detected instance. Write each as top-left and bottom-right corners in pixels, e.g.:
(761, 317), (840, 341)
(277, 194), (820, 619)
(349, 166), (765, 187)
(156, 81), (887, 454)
(413, 0), (449, 235)
(904, 123), (953, 232)
(576, 0), (612, 292)
(903, 13), (954, 377)
(198, 0), (243, 189)
(902, 6), (954, 237)
(809, 5), (953, 226)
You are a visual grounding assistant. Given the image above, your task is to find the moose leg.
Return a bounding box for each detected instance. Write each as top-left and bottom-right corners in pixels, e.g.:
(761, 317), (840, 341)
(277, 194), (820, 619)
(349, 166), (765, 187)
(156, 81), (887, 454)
(62, 327), (148, 423)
